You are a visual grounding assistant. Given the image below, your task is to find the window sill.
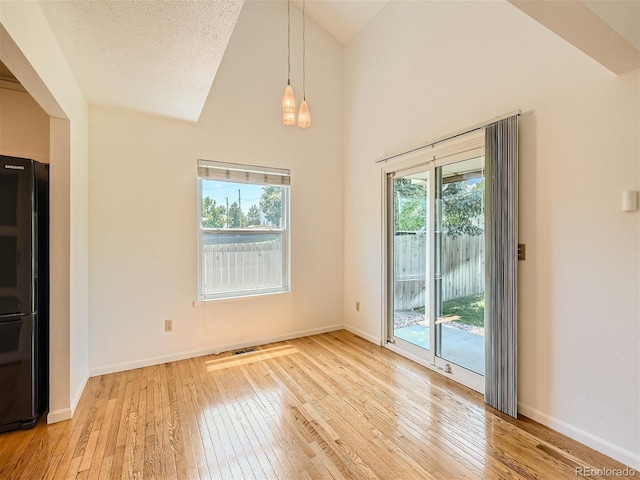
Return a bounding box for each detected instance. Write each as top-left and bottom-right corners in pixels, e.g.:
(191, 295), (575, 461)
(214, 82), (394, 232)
(193, 288), (291, 307)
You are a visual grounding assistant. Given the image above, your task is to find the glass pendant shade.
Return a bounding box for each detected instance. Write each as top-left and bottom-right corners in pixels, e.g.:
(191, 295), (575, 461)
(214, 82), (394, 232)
(283, 111), (296, 127)
(298, 100), (311, 128)
(283, 84), (296, 114)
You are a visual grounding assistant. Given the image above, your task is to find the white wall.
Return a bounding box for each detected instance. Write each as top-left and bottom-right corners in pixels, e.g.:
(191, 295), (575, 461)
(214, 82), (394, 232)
(0, 1), (90, 422)
(0, 83), (50, 162)
(88, 0), (344, 373)
(343, 0), (639, 469)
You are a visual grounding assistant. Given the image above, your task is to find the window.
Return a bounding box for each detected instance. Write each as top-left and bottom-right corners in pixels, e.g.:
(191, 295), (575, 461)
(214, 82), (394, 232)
(197, 159), (290, 300)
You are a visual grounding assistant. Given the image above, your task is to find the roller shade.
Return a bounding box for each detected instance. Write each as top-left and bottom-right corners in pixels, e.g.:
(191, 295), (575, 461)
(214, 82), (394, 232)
(198, 159), (290, 186)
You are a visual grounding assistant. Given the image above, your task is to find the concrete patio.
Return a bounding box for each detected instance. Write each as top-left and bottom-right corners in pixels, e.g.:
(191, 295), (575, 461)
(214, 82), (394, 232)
(394, 324), (485, 375)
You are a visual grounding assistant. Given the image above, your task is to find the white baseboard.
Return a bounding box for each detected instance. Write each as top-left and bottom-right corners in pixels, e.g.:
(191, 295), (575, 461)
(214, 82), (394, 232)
(518, 402), (640, 471)
(343, 324), (382, 345)
(70, 373), (89, 414)
(90, 324), (345, 377)
(47, 408), (72, 424)
(47, 372), (89, 425)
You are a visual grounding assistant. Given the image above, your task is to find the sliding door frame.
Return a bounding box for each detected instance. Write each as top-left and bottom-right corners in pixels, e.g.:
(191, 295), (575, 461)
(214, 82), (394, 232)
(381, 132), (486, 394)
(384, 161), (436, 364)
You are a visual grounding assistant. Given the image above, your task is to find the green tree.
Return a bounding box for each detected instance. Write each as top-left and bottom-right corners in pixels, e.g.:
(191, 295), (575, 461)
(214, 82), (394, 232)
(397, 198), (426, 231)
(246, 204), (261, 226)
(394, 178), (427, 232)
(442, 179), (484, 237)
(202, 197), (225, 228)
(227, 202), (246, 228)
(393, 177), (484, 236)
(259, 186), (282, 227)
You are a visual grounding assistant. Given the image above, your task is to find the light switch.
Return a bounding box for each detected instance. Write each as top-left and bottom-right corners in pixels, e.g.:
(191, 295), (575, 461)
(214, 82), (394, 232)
(518, 244), (526, 261)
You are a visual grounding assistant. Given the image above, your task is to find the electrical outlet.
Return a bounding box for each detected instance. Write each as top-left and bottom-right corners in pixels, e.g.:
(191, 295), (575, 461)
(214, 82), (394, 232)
(356, 301), (360, 312)
(165, 319), (173, 332)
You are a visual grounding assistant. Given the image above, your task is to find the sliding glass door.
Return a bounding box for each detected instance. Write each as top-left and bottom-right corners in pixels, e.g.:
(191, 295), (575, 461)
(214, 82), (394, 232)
(435, 157), (485, 377)
(389, 167), (432, 360)
(387, 154), (485, 391)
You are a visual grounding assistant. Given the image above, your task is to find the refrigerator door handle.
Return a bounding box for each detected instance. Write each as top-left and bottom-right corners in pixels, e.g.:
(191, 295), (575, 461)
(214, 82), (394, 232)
(0, 313), (30, 321)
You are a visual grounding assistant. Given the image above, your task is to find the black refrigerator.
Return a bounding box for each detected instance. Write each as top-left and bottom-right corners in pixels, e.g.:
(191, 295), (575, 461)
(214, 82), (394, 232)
(0, 155), (49, 432)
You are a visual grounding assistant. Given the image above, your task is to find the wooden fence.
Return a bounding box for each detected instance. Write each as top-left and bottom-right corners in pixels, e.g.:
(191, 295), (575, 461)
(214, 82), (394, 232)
(202, 234), (481, 305)
(394, 234), (484, 310)
(202, 240), (282, 294)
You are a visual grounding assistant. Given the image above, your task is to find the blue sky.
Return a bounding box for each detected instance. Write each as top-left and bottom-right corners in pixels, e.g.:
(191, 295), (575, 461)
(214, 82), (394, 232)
(202, 180), (262, 214)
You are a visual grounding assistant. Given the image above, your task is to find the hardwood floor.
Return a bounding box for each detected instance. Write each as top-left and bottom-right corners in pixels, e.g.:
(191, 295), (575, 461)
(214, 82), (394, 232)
(0, 330), (635, 479)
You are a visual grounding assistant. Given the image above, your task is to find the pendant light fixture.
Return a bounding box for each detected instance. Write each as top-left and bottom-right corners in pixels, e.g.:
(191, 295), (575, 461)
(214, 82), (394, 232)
(297, 0), (311, 128)
(282, 0), (296, 126)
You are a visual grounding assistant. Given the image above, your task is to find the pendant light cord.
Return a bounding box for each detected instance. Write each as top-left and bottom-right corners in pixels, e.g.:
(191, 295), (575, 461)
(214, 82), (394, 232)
(302, 0), (306, 100)
(287, 0), (291, 85)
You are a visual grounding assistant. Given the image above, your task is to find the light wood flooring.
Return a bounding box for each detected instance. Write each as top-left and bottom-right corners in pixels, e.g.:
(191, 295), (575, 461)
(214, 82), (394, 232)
(0, 330), (636, 479)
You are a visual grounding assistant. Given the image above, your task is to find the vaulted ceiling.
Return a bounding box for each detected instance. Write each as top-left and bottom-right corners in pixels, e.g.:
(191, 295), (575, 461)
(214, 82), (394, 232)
(18, 0), (637, 122)
(508, 0), (639, 75)
(0, 58), (17, 82)
(38, 0), (244, 121)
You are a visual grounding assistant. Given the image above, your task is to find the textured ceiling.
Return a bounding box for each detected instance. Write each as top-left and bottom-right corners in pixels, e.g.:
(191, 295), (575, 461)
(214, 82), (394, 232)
(38, 0), (244, 121)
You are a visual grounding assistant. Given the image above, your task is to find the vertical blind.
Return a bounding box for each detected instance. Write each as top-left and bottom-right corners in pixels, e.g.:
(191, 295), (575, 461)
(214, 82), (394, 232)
(484, 115), (519, 418)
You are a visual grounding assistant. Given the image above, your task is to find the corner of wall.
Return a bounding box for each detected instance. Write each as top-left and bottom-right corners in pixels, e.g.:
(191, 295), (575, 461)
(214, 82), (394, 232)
(2, 1), (90, 422)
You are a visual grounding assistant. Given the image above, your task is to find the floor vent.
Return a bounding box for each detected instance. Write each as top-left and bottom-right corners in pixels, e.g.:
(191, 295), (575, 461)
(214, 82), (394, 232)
(232, 348), (257, 356)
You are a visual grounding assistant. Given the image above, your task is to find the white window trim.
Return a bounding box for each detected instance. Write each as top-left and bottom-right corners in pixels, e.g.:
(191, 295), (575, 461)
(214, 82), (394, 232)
(197, 161), (291, 301)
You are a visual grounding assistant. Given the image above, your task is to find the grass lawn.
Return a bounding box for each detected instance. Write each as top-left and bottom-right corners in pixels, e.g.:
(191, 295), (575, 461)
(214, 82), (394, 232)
(443, 294), (485, 327)
(412, 294), (485, 328)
